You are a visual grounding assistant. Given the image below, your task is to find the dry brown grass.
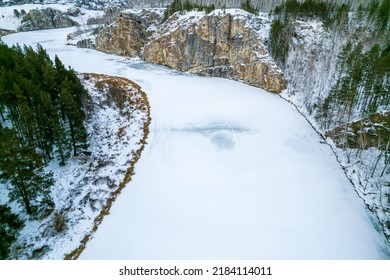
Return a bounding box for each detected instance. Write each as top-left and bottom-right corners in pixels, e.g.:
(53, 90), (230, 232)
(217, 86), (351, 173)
(89, 73), (149, 112)
(53, 212), (66, 233)
(117, 126), (127, 138)
(64, 73), (151, 260)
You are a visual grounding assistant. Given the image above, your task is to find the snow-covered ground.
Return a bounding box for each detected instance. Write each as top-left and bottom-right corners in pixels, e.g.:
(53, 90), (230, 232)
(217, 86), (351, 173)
(3, 27), (390, 259)
(0, 3), (103, 30)
(0, 64), (149, 259)
(280, 18), (390, 240)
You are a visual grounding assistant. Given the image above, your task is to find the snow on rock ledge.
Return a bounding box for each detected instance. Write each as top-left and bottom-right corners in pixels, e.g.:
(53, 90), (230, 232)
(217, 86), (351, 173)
(143, 10), (286, 93)
(95, 9), (163, 57)
(18, 8), (79, 32)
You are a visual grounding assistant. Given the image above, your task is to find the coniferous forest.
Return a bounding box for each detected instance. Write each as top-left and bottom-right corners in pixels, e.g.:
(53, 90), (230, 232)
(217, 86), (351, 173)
(0, 43), (89, 257)
(163, 0), (259, 20)
(0, 0), (389, 260)
(267, 0), (390, 237)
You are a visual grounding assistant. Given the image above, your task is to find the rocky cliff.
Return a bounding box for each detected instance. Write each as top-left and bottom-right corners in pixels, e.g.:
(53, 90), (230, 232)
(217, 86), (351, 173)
(18, 8), (78, 32)
(95, 9), (163, 57)
(93, 10), (286, 93)
(143, 11), (286, 93)
(86, 7), (121, 25)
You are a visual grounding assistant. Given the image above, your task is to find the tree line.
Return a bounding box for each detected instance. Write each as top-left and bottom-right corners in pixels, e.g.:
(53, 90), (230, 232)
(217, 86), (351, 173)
(163, 0), (258, 21)
(266, 0), (390, 236)
(318, 42), (390, 130)
(269, 0), (390, 66)
(0, 43), (89, 258)
(308, 0), (390, 136)
(179, 0), (359, 12)
(163, 0), (216, 20)
(0, 43), (90, 258)
(268, 0), (355, 67)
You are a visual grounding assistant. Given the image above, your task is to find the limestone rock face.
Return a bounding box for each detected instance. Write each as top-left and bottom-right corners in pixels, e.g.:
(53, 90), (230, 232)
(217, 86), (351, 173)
(95, 9), (163, 57)
(18, 8), (78, 32)
(143, 12), (286, 93)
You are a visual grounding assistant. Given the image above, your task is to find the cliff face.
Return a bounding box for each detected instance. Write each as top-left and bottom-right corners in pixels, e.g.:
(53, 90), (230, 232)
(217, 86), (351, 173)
(18, 8), (78, 32)
(143, 11), (286, 93)
(93, 10), (285, 93)
(95, 9), (162, 57)
(86, 7), (121, 25)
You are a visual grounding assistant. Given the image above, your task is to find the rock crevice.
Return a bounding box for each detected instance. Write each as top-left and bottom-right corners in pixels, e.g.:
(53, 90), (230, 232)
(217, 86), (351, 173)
(95, 9), (163, 57)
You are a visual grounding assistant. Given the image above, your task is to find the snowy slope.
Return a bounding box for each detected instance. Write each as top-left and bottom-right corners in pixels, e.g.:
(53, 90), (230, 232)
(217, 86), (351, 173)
(0, 1), (165, 31)
(278, 18), (390, 240)
(0, 3), (104, 30)
(4, 27), (390, 259)
(0, 39), (149, 258)
(0, 0), (132, 10)
(0, 0), (168, 10)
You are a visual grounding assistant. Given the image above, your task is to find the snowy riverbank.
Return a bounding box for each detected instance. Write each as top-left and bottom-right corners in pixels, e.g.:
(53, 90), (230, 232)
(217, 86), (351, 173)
(3, 27), (390, 259)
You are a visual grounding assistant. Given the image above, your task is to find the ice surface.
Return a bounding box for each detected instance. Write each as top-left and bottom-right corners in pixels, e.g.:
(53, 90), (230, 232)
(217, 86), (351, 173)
(3, 28), (390, 260)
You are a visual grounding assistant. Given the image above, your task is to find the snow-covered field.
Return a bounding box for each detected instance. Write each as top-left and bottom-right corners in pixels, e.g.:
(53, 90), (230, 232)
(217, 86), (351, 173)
(0, 3), (103, 30)
(3, 27), (390, 259)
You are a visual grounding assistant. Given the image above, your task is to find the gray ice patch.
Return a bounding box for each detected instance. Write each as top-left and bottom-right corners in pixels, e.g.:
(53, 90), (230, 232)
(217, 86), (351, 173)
(210, 131), (235, 150)
(171, 121), (252, 151)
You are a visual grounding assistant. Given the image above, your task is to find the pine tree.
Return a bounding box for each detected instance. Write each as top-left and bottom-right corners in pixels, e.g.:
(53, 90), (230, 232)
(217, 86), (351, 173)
(377, 0), (390, 31)
(0, 128), (53, 215)
(0, 204), (24, 259)
(0, 105), (5, 128)
(269, 18), (293, 67)
(59, 79), (88, 156)
(13, 9), (20, 18)
(241, 0), (257, 14)
(0, 43), (90, 217)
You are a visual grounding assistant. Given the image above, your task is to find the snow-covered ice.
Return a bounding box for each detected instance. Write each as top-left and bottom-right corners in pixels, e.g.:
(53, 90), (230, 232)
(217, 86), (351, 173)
(3, 27), (390, 259)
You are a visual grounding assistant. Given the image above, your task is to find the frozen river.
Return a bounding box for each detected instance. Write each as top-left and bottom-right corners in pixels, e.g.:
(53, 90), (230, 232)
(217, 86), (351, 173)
(4, 28), (389, 259)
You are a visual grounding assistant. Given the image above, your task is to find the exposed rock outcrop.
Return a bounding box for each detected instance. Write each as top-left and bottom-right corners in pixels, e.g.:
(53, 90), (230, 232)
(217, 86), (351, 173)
(95, 9), (163, 57)
(0, 29), (15, 37)
(66, 27), (101, 49)
(91, 10), (286, 93)
(66, 7), (81, 17)
(18, 8), (78, 32)
(143, 11), (286, 93)
(76, 38), (96, 49)
(86, 7), (121, 25)
(326, 112), (390, 150)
